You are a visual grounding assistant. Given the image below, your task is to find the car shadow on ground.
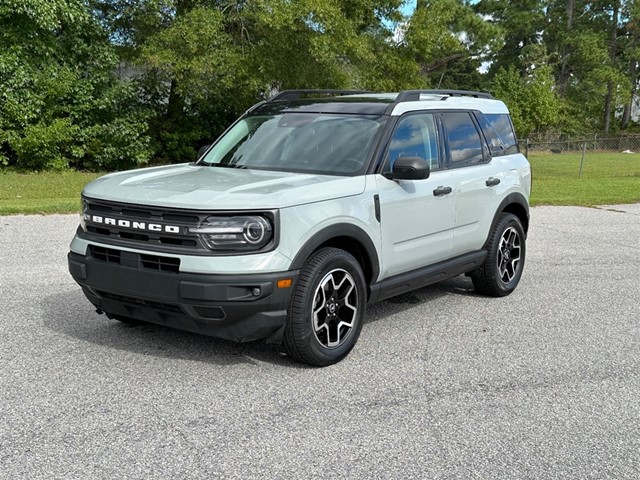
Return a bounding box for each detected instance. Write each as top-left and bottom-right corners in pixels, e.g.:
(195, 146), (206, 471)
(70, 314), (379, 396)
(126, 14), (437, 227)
(42, 275), (478, 368)
(42, 289), (295, 368)
(364, 274), (478, 325)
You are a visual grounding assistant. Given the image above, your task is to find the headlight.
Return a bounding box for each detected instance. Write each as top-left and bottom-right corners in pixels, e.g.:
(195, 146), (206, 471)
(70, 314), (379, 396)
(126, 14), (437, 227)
(189, 215), (274, 251)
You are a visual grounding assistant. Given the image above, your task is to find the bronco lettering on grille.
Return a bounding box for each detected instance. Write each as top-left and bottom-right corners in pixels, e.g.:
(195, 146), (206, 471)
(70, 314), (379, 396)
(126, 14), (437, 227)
(85, 214), (181, 234)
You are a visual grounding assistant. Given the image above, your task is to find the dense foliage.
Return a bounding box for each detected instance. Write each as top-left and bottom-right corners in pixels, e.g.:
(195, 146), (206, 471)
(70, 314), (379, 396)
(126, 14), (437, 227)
(0, 0), (152, 170)
(1, 0), (639, 170)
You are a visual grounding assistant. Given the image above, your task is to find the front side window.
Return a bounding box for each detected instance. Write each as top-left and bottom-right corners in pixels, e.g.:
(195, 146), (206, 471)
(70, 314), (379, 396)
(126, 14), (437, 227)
(385, 113), (440, 171)
(200, 113), (383, 175)
(441, 112), (484, 167)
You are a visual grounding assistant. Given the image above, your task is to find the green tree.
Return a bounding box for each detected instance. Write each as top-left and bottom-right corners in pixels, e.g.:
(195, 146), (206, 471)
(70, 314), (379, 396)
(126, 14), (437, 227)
(406, 0), (502, 88)
(90, 0), (415, 162)
(492, 64), (561, 137)
(0, 0), (152, 170)
(545, 0), (631, 132)
(621, 0), (640, 128)
(475, 0), (548, 76)
(479, 0), (636, 134)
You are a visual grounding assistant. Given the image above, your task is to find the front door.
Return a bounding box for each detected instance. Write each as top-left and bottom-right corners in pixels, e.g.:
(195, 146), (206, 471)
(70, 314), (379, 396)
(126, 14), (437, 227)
(375, 112), (456, 280)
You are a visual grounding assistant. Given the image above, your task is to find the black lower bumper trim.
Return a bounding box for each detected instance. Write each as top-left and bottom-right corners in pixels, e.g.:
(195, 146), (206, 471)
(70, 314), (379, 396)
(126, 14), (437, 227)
(68, 251), (298, 342)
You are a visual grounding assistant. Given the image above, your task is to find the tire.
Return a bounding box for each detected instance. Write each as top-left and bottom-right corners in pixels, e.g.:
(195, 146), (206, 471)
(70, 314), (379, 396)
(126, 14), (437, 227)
(472, 213), (526, 297)
(283, 247), (366, 366)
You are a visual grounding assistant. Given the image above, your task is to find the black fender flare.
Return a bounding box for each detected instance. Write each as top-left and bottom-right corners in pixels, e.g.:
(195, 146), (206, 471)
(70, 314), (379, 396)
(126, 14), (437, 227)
(289, 223), (380, 284)
(484, 193), (530, 247)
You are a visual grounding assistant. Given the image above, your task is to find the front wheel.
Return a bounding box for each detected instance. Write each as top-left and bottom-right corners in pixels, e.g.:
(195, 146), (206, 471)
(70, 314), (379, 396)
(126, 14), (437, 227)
(472, 213), (526, 297)
(283, 248), (366, 366)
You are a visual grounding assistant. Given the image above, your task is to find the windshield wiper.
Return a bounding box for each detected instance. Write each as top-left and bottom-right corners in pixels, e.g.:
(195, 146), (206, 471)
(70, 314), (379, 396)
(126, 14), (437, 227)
(203, 163), (248, 169)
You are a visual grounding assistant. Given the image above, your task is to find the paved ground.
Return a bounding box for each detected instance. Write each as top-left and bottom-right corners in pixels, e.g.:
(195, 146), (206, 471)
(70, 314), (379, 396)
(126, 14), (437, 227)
(0, 206), (639, 479)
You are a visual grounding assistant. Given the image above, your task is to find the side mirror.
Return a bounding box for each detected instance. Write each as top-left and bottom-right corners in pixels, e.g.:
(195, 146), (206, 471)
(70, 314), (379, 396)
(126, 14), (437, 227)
(382, 156), (430, 180)
(197, 144), (211, 160)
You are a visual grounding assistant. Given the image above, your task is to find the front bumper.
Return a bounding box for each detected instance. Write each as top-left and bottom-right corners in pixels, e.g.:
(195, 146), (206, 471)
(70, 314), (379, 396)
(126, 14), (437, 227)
(68, 251), (298, 343)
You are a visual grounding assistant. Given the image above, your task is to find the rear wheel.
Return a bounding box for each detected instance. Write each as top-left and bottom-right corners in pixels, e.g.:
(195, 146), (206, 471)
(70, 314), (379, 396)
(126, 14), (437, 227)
(283, 248), (366, 366)
(472, 213), (526, 297)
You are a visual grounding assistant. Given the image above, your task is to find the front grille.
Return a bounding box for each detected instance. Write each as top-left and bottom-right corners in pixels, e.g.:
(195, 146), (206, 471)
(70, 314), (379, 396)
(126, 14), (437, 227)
(83, 198), (208, 253)
(81, 197), (278, 256)
(119, 231), (149, 242)
(160, 237), (197, 246)
(90, 245), (121, 264)
(141, 254), (180, 273)
(89, 245), (180, 273)
(97, 290), (183, 314)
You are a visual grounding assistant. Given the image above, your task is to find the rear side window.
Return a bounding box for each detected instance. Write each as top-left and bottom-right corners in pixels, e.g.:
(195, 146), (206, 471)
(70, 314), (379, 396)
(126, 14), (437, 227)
(441, 112), (484, 167)
(484, 114), (518, 154)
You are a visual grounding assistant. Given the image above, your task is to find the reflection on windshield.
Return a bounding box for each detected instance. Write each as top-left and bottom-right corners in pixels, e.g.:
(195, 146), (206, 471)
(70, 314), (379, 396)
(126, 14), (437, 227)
(200, 113), (382, 175)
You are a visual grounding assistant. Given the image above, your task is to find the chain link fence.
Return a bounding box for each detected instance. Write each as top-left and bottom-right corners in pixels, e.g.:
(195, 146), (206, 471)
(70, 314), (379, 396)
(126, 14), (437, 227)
(519, 133), (640, 156)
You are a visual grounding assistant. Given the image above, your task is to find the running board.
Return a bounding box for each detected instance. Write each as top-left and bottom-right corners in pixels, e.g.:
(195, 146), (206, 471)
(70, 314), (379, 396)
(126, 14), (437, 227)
(368, 251), (486, 304)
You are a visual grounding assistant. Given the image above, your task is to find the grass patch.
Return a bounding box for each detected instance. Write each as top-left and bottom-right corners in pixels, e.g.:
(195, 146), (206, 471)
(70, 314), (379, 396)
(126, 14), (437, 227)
(529, 152), (640, 206)
(0, 171), (102, 215)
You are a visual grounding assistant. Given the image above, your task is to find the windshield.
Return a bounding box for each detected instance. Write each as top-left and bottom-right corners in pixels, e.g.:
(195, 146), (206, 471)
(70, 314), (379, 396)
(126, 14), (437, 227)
(199, 113), (384, 175)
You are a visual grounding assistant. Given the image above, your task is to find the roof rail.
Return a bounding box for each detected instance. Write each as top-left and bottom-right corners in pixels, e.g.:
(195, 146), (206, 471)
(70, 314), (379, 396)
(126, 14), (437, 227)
(395, 90), (493, 102)
(268, 89), (372, 102)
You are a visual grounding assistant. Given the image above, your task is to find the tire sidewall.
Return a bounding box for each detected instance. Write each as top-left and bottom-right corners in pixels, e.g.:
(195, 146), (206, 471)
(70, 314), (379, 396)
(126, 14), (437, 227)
(492, 214), (526, 294)
(292, 249), (366, 365)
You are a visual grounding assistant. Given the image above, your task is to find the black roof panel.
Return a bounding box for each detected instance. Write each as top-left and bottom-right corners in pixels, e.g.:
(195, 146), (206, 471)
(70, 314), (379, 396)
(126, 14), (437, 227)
(253, 98), (392, 116)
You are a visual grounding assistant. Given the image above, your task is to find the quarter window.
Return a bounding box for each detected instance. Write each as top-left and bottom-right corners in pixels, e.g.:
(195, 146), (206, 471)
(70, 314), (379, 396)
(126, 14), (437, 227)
(441, 112), (484, 166)
(475, 112), (506, 156)
(485, 114), (518, 154)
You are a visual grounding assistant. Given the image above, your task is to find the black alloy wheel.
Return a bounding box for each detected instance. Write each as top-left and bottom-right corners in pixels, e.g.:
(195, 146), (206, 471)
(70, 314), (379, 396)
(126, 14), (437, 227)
(472, 213), (526, 297)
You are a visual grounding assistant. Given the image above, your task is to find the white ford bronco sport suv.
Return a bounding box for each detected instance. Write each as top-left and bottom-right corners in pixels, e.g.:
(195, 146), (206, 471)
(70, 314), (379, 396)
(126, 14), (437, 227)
(68, 89), (531, 366)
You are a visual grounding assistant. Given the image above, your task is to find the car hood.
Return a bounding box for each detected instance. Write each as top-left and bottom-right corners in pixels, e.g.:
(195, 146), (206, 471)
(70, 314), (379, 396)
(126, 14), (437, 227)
(83, 164), (366, 210)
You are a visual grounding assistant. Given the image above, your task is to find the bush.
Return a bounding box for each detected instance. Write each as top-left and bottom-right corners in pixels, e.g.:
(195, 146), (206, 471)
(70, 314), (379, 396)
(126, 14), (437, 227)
(0, 1), (153, 172)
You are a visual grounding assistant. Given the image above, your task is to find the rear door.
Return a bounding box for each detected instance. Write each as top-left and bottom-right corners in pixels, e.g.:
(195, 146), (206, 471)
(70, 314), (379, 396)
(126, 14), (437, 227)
(375, 112), (456, 280)
(439, 111), (503, 256)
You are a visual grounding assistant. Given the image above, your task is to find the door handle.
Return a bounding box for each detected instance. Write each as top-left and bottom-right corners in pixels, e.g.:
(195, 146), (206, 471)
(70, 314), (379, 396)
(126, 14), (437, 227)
(486, 177), (501, 187)
(433, 186), (452, 196)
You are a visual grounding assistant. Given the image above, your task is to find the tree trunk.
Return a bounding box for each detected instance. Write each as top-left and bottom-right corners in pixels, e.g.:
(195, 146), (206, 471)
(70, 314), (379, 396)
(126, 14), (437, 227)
(557, 0), (575, 96)
(165, 0), (190, 121)
(603, 83), (614, 133)
(621, 59), (637, 129)
(622, 34), (638, 129)
(621, 98), (633, 129)
(167, 78), (184, 120)
(603, 1), (620, 133)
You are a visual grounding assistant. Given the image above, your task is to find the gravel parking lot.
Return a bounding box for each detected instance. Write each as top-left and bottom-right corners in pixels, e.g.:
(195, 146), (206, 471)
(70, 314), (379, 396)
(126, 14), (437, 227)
(1, 205), (639, 479)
